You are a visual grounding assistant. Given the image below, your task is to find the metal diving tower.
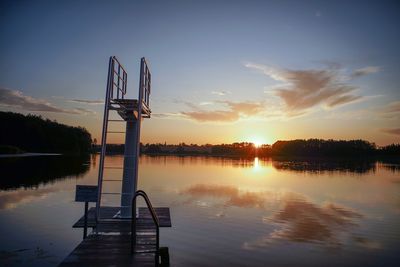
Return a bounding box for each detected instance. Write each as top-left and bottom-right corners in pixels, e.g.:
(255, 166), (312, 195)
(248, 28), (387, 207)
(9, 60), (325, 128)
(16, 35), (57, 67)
(96, 56), (151, 219)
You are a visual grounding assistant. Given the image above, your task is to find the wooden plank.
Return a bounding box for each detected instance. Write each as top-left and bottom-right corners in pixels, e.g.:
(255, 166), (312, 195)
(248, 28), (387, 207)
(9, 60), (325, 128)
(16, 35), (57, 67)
(59, 221), (159, 267)
(139, 207), (171, 227)
(73, 207), (171, 228)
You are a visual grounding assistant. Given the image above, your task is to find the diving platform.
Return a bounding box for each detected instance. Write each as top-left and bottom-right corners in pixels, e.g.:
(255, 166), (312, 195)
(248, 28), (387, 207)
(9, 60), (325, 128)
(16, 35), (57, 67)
(110, 99), (151, 121)
(60, 57), (171, 266)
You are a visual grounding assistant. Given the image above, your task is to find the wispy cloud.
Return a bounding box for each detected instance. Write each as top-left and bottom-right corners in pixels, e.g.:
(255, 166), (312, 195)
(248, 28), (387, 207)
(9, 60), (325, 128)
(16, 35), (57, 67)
(181, 100), (264, 122)
(74, 107), (97, 115)
(69, 99), (104, 105)
(245, 63), (365, 115)
(212, 90), (231, 96)
(381, 128), (400, 136)
(152, 112), (185, 119)
(244, 62), (286, 81)
(351, 66), (381, 78)
(0, 88), (94, 115)
(378, 101), (400, 119)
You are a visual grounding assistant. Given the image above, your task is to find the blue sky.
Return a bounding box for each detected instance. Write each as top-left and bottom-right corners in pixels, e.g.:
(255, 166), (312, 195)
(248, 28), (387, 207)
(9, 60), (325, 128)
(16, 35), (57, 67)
(1, 0), (399, 145)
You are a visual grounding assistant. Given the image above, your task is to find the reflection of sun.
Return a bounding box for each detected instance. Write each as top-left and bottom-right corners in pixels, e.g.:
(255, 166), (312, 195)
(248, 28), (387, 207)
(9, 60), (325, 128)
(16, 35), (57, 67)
(253, 157), (260, 171)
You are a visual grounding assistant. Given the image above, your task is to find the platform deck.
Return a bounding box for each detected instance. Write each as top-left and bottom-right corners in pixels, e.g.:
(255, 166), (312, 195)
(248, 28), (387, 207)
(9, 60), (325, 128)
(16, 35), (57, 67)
(60, 207), (171, 267)
(73, 207), (171, 228)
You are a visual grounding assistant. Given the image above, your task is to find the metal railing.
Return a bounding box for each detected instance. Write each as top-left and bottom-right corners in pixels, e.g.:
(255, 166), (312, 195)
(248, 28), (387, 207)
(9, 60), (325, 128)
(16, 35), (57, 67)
(131, 190), (160, 266)
(139, 57), (151, 115)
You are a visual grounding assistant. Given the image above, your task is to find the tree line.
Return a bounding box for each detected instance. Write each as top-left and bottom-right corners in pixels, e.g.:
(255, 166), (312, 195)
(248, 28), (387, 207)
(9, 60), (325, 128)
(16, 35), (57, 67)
(0, 111), (92, 155)
(96, 139), (399, 158)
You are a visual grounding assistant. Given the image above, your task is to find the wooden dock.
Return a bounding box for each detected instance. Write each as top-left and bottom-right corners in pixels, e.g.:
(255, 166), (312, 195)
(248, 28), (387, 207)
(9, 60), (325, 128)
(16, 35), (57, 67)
(59, 207), (171, 267)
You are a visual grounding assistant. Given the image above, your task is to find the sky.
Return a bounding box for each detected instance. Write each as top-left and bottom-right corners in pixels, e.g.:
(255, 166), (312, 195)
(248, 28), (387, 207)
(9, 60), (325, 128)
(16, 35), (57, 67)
(0, 0), (399, 145)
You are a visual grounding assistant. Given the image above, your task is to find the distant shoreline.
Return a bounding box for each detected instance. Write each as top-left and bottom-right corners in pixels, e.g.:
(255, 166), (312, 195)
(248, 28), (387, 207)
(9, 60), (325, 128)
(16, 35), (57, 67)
(0, 153), (62, 158)
(91, 151), (400, 161)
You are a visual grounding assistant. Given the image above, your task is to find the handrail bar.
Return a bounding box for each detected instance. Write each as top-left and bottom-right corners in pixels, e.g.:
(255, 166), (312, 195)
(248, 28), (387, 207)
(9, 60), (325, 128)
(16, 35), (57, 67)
(131, 190), (159, 266)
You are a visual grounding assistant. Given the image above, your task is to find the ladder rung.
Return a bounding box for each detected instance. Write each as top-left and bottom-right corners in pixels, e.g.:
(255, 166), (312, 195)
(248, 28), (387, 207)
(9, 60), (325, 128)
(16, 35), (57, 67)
(103, 179), (122, 182)
(104, 166), (123, 169)
(107, 131), (125, 133)
(108, 119), (125, 122)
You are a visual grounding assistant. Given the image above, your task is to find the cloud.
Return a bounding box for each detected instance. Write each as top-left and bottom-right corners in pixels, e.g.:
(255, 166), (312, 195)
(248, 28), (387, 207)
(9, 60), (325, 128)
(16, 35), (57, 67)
(381, 128), (400, 136)
(69, 99), (104, 105)
(181, 100), (264, 122)
(0, 88), (91, 115)
(212, 90), (231, 96)
(182, 110), (239, 122)
(245, 63), (363, 115)
(152, 112), (188, 119)
(378, 101), (400, 119)
(351, 66), (380, 78)
(74, 107), (97, 115)
(244, 62), (286, 81)
(382, 101), (400, 114)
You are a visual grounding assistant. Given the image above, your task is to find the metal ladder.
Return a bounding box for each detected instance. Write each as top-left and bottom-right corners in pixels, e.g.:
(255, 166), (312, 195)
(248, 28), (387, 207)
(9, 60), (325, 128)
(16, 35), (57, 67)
(96, 56), (151, 220)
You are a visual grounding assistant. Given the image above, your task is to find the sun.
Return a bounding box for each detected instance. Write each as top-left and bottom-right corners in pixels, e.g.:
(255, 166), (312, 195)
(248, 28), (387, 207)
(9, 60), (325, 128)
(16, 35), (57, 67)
(241, 134), (272, 148)
(253, 141), (262, 148)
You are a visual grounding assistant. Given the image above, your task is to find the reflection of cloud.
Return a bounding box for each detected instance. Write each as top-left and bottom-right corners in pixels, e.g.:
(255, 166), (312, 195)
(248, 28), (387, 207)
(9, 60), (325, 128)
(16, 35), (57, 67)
(244, 194), (363, 249)
(181, 100), (264, 122)
(0, 88), (92, 115)
(353, 236), (382, 250)
(181, 184), (266, 208)
(0, 187), (56, 210)
(245, 63), (365, 115)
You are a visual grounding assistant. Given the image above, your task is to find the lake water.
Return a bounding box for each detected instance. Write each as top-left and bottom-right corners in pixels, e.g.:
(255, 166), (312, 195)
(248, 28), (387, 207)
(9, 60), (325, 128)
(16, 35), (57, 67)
(0, 155), (399, 266)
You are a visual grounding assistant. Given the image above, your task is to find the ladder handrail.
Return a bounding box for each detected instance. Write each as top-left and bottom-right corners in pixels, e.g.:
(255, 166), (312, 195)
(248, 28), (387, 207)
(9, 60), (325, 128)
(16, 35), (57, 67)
(96, 56), (113, 221)
(131, 190), (159, 265)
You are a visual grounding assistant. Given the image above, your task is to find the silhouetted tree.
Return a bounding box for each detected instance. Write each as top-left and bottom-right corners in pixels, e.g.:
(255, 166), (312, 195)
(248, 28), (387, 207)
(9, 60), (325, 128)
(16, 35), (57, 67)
(0, 111), (92, 155)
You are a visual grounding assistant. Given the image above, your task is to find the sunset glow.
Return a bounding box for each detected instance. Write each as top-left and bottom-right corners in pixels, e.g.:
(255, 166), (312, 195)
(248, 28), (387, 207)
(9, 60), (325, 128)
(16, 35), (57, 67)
(0, 1), (399, 146)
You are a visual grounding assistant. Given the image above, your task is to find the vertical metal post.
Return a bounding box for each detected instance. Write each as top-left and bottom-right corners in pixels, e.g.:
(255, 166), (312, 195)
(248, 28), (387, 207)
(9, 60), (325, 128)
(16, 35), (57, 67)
(83, 201), (88, 239)
(120, 119), (138, 217)
(120, 58), (145, 218)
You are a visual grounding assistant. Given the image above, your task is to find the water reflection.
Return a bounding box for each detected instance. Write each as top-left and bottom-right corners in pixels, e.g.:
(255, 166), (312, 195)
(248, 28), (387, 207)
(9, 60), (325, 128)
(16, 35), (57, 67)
(244, 193), (365, 249)
(0, 155), (399, 267)
(181, 184), (266, 208)
(0, 187), (58, 210)
(268, 194), (362, 243)
(142, 155), (399, 174)
(271, 159), (378, 174)
(0, 155), (90, 190)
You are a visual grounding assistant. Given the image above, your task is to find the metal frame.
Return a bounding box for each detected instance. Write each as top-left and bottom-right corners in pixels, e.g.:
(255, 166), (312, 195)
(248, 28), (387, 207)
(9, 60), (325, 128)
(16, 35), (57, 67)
(131, 190), (160, 265)
(96, 56), (152, 221)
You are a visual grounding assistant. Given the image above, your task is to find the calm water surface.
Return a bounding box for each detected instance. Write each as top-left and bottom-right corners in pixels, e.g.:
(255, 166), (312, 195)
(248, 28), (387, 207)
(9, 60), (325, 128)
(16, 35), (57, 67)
(0, 155), (399, 266)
